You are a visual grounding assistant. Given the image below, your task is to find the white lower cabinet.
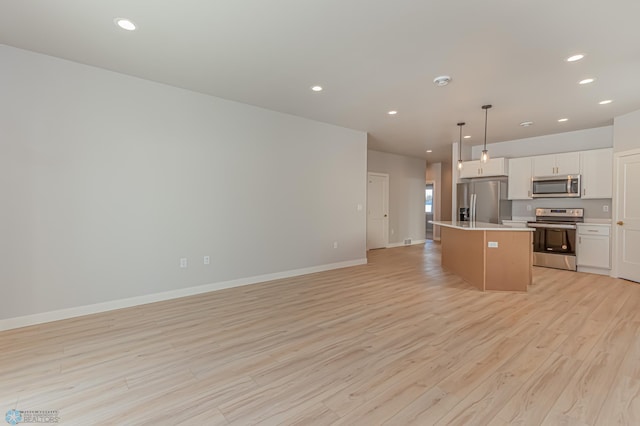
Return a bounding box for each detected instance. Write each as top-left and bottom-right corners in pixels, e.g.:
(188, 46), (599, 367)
(576, 224), (611, 275)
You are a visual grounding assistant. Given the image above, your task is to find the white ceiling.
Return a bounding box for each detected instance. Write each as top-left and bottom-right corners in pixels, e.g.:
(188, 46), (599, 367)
(1, 0), (639, 163)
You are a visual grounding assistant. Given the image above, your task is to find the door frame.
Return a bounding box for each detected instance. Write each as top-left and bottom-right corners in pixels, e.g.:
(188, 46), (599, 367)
(367, 172), (389, 250)
(611, 148), (640, 278)
(425, 180), (436, 240)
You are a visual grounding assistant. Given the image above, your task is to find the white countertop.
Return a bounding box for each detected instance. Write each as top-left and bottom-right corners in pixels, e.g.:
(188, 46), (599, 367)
(429, 220), (534, 232)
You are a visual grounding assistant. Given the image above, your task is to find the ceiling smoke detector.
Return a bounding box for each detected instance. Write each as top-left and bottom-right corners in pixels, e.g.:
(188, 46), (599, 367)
(433, 75), (452, 86)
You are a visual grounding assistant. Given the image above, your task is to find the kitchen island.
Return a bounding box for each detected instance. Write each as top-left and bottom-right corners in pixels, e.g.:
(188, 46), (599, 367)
(429, 221), (534, 292)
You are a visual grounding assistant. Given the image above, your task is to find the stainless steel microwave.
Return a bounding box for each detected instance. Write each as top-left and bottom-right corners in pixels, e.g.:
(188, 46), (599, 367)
(532, 175), (581, 198)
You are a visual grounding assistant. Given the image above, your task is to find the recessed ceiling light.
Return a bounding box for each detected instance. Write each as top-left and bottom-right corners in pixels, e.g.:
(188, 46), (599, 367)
(464, 135), (471, 139)
(579, 78), (595, 85)
(558, 118), (569, 122)
(426, 150), (433, 153)
(311, 85), (323, 92)
(520, 121), (534, 127)
(433, 76), (452, 86)
(388, 110), (397, 115)
(599, 99), (613, 105)
(567, 54), (585, 62)
(115, 18), (136, 31)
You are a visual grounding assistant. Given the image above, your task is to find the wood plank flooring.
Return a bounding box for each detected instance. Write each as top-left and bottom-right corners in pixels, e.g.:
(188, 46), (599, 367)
(2, 242), (640, 425)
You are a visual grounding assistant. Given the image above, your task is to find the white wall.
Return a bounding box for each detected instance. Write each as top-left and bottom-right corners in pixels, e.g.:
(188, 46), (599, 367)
(367, 150), (426, 245)
(471, 126), (613, 159)
(614, 110), (640, 152)
(0, 45), (367, 325)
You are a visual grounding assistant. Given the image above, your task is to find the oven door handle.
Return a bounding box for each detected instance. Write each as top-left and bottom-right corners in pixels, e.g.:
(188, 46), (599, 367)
(527, 223), (577, 229)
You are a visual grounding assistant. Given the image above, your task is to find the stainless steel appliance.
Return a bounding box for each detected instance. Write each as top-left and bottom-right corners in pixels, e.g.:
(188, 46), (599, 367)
(532, 175), (581, 198)
(457, 177), (512, 223)
(528, 208), (583, 271)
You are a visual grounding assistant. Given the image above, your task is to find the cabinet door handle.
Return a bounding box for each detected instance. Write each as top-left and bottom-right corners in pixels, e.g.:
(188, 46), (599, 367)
(583, 188), (586, 196)
(617, 221), (624, 226)
(579, 236), (581, 244)
(528, 190), (531, 198)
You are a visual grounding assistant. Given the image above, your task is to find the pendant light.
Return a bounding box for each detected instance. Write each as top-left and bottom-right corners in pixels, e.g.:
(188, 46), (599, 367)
(481, 104), (492, 163)
(457, 122), (465, 170)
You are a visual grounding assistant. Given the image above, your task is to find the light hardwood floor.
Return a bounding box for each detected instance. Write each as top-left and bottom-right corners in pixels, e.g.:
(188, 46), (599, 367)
(2, 242), (640, 425)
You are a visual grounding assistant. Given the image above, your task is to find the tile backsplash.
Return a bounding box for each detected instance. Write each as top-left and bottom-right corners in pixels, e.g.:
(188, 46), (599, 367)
(512, 198), (612, 219)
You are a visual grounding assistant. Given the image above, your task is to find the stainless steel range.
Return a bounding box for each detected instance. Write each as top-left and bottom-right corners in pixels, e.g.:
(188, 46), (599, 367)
(528, 208), (584, 271)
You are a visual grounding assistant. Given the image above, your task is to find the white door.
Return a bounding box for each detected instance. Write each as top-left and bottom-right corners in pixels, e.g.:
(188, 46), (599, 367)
(367, 172), (389, 250)
(615, 152), (640, 282)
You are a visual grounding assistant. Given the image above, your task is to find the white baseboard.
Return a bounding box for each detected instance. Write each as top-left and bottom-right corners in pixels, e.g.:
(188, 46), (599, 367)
(0, 258), (368, 332)
(386, 239), (427, 248)
(577, 266), (612, 276)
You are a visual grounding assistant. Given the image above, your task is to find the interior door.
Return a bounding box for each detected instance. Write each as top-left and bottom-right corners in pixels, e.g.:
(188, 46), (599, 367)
(367, 173), (389, 250)
(615, 152), (640, 282)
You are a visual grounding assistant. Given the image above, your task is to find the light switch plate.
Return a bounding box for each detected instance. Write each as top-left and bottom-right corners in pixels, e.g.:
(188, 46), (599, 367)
(488, 242), (499, 248)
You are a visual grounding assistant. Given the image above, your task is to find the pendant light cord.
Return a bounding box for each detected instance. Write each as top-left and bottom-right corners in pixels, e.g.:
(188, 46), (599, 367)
(483, 108), (488, 152)
(459, 124), (463, 159)
(457, 122), (465, 164)
(481, 104), (492, 160)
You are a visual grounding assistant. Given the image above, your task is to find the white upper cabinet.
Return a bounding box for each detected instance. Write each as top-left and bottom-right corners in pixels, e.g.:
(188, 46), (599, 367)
(459, 158), (508, 179)
(481, 157), (509, 176)
(459, 160), (481, 179)
(508, 157), (533, 200)
(556, 152), (581, 175)
(532, 152), (580, 176)
(580, 148), (613, 199)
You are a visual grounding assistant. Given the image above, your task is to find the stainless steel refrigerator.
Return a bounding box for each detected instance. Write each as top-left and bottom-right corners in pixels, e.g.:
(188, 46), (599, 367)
(457, 177), (512, 224)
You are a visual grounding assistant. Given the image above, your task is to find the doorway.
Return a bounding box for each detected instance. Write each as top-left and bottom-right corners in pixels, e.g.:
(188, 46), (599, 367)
(367, 172), (389, 250)
(425, 182), (435, 240)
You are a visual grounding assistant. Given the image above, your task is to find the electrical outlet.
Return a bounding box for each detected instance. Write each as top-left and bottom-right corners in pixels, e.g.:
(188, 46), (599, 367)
(204, 256), (210, 265)
(488, 242), (499, 248)
(179, 258), (188, 268)
(526, 205), (532, 212)
(391, 229), (395, 235)
(357, 204), (363, 211)
(333, 241), (338, 249)
(603, 205), (609, 212)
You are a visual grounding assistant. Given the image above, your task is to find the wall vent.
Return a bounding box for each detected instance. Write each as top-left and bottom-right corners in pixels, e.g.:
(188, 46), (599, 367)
(404, 238), (412, 245)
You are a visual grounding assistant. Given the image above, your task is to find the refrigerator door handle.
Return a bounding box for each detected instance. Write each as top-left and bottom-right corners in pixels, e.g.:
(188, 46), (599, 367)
(470, 193), (476, 222)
